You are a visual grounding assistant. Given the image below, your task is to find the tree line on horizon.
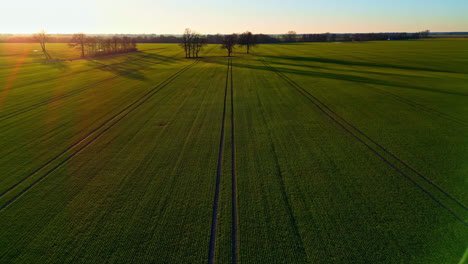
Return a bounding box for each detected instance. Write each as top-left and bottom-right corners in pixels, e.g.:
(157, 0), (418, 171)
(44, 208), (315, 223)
(69, 33), (137, 58)
(180, 29), (258, 57)
(179, 29), (431, 57)
(28, 31), (138, 60)
(11, 29), (432, 60)
(180, 29), (207, 58)
(1, 30), (431, 44)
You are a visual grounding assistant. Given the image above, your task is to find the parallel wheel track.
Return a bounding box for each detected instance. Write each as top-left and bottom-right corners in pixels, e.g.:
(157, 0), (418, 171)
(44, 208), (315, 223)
(259, 58), (467, 225)
(0, 52), (185, 121)
(208, 58), (239, 264)
(0, 60), (200, 211)
(207, 58), (230, 264)
(353, 81), (468, 126)
(230, 59), (239, 264)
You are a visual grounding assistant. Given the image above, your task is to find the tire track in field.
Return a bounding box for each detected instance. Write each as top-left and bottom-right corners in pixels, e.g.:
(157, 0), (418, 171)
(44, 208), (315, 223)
(208, 58), (230, 264)
(66, 81), (199, 262)
(272, 46), (468, 126)
(326, 50), (468, 126)
(0, 75), (122, 121)
(351, 81), (468, 126)
(0, 50), (183, 94)
(0, 56), (137, 90)
(0, 52), (185, 121)
(0, 51), (141, 68)
(315, 48), (468, 126)
(259, 58), (468, 225)
(253, 72), (309, 263)
(0, 89), (180, 262)
(230, 59), (239, 264)
(0, 60), (200, 211)
(264, 61), (468, 211)
(0, 46), (215, 121)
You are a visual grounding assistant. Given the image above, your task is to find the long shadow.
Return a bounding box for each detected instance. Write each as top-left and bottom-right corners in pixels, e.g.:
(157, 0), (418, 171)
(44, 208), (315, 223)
(221, 60), (468, 97)
(88, 50), (180, 64)
(87, 59), (146, 81)
(267, 59), (424, 79)
(84, 51), (183, 81)
(135, 52), (181, 63)
(37, 60), (70, 71)
(260, 55), (463, 74)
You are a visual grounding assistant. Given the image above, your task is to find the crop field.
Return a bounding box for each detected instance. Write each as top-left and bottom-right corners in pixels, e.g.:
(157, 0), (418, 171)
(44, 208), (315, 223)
(0, 39), (467, 263)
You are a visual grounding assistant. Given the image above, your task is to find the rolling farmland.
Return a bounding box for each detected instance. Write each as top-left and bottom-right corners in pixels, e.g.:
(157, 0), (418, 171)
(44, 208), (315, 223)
(0, 39), (467, 263)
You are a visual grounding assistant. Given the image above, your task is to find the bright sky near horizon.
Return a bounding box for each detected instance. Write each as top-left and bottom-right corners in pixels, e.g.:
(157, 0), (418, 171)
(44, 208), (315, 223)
(1, 0), (467, 34)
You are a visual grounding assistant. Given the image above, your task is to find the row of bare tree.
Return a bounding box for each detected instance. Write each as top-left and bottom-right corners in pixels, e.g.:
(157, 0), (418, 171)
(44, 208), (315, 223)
(220, 31), (259, 57)
(181, 29), (259, 57)
(33, 31), (53, 60)
(32, 31), (138, 60)
(179, 29), (208, 58)
(70, 33), (137, 58)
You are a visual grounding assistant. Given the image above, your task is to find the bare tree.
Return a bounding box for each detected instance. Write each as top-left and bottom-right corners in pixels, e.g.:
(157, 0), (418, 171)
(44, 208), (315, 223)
(238, 31), (257, 54)
(112, 36), (120, 53)
(283, 31), (297, 42)
(34, 30), (52, 60)
(69, 35), (137, 58)
(180, 28), (192, 58)
(130, 38), (137, 51)
(189, 33), (196, 58)
(69, 33), (87, 58)
(222, 34), (237, 57)
(180, 29), (207, 58)
(86, 36), (97, 55)
(420, 30), (430, 38)
(194, 36), (207, 58)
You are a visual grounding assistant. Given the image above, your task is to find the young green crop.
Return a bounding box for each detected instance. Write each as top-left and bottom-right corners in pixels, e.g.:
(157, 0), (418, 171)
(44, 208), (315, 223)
(0, 40), (466, 263)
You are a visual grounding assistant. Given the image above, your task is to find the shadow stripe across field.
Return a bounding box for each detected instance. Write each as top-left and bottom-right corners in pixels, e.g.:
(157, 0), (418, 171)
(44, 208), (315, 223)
(350, 81), (468, 126)
(259, 58), (467, 225)
(322, 48), (468, 125)
(0, 60), (199, 211)
(266, 46), (468, 126)
(0, 52), (185, 121)
(262, 60), (468, 211)
(0, 51), (181, 91)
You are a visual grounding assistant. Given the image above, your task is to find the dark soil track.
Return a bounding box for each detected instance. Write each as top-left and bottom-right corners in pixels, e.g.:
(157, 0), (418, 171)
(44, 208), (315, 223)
(208, 57), (239, 264)
(207, 58), (230, 264)
(230, 59), (239, 264)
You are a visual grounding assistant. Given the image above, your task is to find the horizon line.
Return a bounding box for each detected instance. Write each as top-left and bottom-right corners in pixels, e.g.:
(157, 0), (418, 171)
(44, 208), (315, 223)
(1, 30), (467, 36)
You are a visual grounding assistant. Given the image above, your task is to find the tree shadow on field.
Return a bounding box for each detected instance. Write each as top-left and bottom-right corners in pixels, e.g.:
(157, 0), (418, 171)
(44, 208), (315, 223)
(36, 60), (70, 71)
(225, 60), (468, 97)
(265, 59), (425, 79)
(134, 51), (181, 64)
(86, 51), (183, 80)
(88, 59), (146, 80)
(261, 55), (463, 74)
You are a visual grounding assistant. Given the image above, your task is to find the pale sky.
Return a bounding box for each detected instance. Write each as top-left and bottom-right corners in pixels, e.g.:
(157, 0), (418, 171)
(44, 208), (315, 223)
(1, 0), (467, 34)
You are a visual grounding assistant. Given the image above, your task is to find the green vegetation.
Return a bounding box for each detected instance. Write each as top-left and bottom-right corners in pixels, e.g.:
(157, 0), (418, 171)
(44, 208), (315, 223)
(0, 39), (467, 263)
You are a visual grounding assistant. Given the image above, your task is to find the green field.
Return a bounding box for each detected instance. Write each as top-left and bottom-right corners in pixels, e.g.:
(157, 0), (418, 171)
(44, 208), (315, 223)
(0, 39), (467, 263)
